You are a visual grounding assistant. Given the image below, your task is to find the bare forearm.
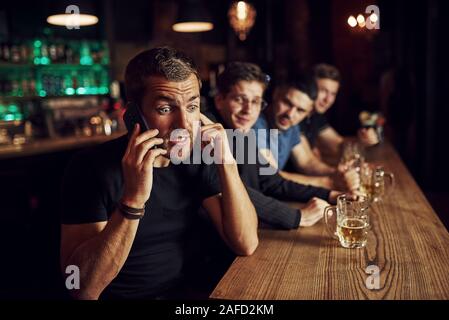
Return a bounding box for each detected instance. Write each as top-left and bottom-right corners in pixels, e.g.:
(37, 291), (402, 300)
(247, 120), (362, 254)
(217, 162), (258, 255)
(280, 171), (333, 189)
(318, 134), (345, 158)
(301, 159), (336, 176)
(291, 142), (336, 176)
(64, 210), (139, 299)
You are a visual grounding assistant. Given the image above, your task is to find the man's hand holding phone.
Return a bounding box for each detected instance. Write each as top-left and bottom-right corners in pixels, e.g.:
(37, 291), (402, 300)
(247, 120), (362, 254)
(121, 124), (167, 208)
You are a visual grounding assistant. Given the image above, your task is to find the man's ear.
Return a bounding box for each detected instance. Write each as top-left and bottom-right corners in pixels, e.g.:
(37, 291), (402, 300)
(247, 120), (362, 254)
(307, 100), (315, 115)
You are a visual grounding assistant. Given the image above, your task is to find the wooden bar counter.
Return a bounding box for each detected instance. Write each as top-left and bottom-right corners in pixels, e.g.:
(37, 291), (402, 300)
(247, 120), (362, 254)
(211, 142), (449, 300)
(0, 131), (125, 160)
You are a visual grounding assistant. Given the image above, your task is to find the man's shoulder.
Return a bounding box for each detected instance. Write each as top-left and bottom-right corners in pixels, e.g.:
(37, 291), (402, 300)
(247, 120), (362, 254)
(252, 114), (269, 130)
(82, 134), (127, 157)
(311, 112), (329, 126)
(61, 135), (128, 224)
(68, 134), (127, 174)
(287, 123), (301, 135)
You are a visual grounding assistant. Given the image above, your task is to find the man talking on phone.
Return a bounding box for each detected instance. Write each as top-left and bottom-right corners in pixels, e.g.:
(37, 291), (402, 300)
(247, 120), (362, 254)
(60, 47), (258, 300)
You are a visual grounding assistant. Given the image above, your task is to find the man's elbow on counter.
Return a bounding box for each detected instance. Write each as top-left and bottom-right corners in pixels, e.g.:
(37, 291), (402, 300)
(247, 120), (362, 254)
(70, 288), (101, 300)
(61, 262), (117, 300)
(235, 236), (259, 256)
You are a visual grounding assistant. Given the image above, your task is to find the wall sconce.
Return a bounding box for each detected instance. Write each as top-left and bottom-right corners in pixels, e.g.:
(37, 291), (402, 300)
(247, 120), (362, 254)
(228, 1), (256, 41)
(347, 5), (380, 31)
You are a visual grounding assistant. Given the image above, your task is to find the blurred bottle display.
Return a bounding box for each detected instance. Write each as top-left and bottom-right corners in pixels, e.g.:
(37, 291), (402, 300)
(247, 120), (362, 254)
(0, 101), (23, 122)
(0, 38), (121, 143)
(1, 39), (109, 65)
(1, 66), (109, 97)
(1, 39), (110, 98)
(1, 38), (112, 131)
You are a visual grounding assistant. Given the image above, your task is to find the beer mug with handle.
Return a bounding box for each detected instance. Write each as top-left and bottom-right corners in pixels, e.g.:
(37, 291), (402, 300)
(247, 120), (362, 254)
(324, 194), (371, 249)
(360, 163), (395, 202)
(340, 141), (364, 172)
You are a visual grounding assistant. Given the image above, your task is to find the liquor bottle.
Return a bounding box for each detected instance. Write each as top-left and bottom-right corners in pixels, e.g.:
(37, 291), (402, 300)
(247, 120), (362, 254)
(29, 71), (36, 96)
(3, 76), (12, 95)
(57, 43), (65, 63)
(80, 41), (93, 65)
(71, 70), (78, 90)
(0, 78), (4, 95)
(33, 39), (42, 65)
(63, 74), (73, 95)
(20, 44), (29, 64)
(40, 40), (50, 65)
(101, 41), (110, 65)
(49, 42), (58, 63)
(2, 42), (11, 62)
(11, 73), (20, 96)
(65, 44), (73, 64)
(21, 72), (29, 96)
(11, 43), (21, 63)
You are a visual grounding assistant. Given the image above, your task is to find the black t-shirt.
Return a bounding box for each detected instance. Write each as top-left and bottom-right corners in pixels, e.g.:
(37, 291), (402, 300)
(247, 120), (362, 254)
(300, 112), (330, 148)
(61, 135), (221, 299)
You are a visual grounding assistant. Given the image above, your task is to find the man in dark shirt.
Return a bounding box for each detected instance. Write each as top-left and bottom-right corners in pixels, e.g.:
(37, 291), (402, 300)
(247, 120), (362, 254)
(301, 109), (331, 151)
(301, 64), (379, 158)
(60, 47), (258, 299)
(207, 62), (342, 229)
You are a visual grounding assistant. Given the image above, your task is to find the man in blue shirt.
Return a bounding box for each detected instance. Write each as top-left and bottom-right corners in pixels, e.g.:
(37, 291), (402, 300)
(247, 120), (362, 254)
(253, 76), (359, 190)
(253, 106), (301, 171)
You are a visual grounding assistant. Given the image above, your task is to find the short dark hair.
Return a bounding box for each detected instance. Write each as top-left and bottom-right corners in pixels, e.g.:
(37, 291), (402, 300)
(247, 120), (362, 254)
(124, 46), (201, 104)
(274, 74), (318, 101)
(216, 62), (270, 95)
(313, 63), (341, 82)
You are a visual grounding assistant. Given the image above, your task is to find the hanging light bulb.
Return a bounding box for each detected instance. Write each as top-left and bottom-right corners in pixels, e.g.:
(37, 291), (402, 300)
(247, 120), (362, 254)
(228, 1), (256, 41)
(357, 14), (365, 24)
(172, 0), (214, 33)
(369, 13), (378, 23)
(47, 14), (98, 27)
(47, 3), (98, 28)
(348, 15), (357, 27)
(356, 14), (367, 28)
(237, 1), (248, 20)
(172, 22), (213, 32)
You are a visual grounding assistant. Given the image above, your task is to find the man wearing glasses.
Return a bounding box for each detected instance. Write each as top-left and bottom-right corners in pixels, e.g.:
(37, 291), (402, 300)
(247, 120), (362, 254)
(205, 62), (341, 229)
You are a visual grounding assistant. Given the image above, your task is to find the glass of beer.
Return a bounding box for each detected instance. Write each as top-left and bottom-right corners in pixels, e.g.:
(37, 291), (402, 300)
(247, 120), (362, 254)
(340, 141), (364, 173)
(359, 163), (395, 202)
(324, 194), (371, 249)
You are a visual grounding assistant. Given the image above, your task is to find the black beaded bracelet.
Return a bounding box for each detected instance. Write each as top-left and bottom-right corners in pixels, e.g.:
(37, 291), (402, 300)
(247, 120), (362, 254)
(118, 202), (145, 220)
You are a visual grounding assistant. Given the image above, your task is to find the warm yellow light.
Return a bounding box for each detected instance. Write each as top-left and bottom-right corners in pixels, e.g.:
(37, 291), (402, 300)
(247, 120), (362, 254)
(172, 22), (214, 32)
(369, 13), (378, 23)
(47, 14), (98, 27)
(237, 1), (248, 20)
(357, 14), (365, 24)
(228, 1), (256, 41)
(348, 15), (357, 27)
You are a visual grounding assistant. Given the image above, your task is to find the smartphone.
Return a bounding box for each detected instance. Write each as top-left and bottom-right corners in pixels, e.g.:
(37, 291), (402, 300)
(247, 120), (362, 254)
(123, 102), (150, 135)
(123, 102), (163, 151)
